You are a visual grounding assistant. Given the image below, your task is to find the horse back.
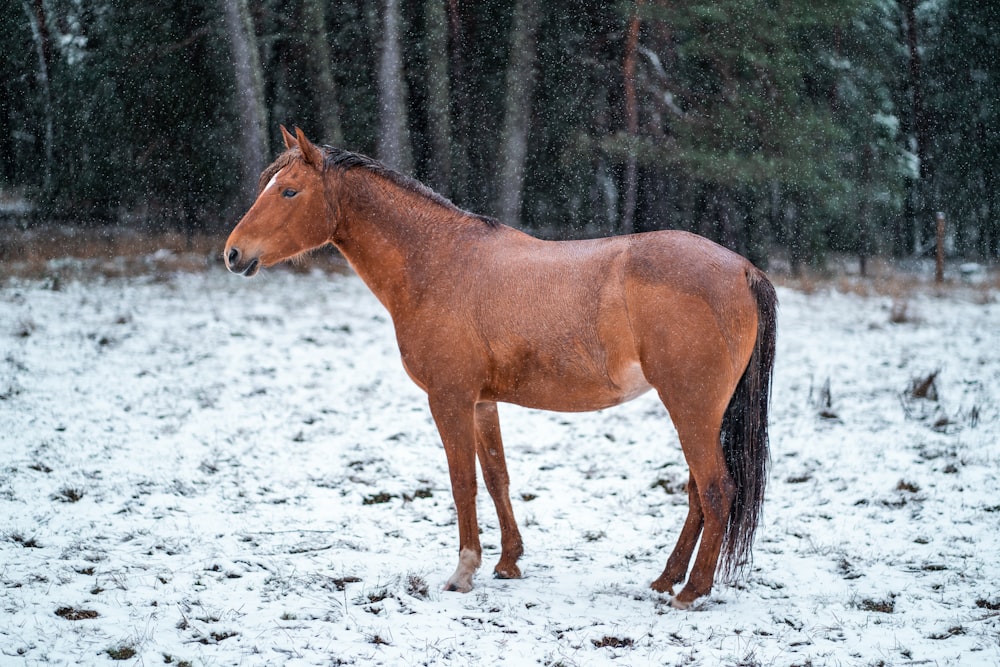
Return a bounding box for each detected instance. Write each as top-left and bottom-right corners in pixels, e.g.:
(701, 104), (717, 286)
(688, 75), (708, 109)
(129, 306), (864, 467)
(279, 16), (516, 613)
(395, 227), (761, 412)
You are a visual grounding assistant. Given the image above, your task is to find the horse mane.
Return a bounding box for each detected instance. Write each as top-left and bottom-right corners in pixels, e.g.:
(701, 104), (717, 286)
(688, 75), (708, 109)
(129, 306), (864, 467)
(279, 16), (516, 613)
(322, 146), (501, 228)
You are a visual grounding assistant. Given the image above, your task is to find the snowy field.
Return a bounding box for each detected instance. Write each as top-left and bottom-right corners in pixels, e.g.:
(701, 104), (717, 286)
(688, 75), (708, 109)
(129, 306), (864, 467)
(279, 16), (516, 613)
(2, 258), (999, 666)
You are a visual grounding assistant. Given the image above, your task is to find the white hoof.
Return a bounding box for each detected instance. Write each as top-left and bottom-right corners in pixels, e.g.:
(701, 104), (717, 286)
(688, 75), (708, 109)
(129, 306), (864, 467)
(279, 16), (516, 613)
(669, 596), (694, 610)
(443, 548), (480, 593)
(444, 575), (474, 593)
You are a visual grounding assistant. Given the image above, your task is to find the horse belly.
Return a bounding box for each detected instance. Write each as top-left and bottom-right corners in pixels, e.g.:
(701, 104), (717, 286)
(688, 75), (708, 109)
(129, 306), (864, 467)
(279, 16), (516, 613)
(492, 359), (652, 413)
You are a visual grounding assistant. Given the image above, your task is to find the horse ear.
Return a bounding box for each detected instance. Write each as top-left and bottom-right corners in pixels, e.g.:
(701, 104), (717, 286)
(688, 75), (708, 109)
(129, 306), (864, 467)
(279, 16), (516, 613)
(295, 127), (324, 168)
(280, 125), (298, 150)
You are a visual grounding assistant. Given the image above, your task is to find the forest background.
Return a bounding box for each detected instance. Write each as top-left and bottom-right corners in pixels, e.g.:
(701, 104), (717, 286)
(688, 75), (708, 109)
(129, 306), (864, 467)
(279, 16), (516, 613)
(2, 0), (998, 274)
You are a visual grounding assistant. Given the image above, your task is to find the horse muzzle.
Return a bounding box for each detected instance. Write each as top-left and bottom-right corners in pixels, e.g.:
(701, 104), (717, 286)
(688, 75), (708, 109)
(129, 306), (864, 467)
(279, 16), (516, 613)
(225, 246), (260, 277)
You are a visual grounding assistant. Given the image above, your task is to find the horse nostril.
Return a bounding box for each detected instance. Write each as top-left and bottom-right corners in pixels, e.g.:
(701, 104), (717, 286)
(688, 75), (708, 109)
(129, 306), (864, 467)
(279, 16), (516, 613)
(227, 247), (240, 268)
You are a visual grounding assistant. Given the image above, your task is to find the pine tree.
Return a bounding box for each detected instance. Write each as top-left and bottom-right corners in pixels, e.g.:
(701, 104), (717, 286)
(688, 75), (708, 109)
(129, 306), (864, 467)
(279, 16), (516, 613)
(925, 0), (1000, 257)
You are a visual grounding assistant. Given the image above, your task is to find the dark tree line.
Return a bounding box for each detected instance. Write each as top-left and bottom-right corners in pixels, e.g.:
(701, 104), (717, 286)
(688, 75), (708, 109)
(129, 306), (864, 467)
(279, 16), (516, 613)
(2, 0), (997, 269)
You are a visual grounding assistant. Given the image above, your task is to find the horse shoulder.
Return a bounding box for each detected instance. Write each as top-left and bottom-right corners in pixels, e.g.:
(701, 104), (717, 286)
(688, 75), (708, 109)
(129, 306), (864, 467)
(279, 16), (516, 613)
(393, 304), (490, 397)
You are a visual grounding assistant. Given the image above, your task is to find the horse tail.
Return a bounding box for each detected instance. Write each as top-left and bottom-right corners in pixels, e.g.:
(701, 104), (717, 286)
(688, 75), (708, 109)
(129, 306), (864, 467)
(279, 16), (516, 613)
(718, 267), (777, 582)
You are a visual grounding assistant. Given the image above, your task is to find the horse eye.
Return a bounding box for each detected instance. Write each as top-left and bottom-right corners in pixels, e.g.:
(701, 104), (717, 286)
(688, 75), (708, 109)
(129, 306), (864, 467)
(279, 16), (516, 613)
(282, 188), (297, 198)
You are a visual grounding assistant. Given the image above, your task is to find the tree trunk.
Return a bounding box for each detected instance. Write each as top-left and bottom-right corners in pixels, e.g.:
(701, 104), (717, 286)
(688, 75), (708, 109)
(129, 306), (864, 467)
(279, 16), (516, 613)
(220, 0), (268, 207)
(902, 0), (927, 255)
(423, 0), (452, 196)
(446, 0), (472, 205)
(621, 5), (641, 235)
(713, 186), (738, 251)
(377, 0), (413, 173)
(859, 145), (873, 276)
(981, 160), (999, 257)
(495, 0), (540, 225)
(22, 0), (54, 191)
(787, 200), (803, 277)
(301, 0), (344, 145)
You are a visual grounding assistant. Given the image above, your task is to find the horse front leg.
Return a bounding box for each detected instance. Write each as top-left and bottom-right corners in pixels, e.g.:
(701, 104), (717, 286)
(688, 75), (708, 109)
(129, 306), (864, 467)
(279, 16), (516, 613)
(428, 392), (482, 592)
(474, 402), (523, 580)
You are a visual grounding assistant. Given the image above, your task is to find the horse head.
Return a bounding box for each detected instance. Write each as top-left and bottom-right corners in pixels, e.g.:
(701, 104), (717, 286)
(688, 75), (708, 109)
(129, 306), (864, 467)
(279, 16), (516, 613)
(224, 126), (333, 277)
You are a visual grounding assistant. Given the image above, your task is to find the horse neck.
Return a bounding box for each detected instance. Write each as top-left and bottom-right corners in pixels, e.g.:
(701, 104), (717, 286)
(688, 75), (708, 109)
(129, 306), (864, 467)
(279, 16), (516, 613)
(330, 170), (472, 314)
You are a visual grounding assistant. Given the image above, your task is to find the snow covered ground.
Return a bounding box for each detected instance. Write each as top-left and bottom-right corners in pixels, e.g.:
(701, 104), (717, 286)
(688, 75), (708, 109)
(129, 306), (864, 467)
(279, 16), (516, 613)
(1, 259), (998, 666)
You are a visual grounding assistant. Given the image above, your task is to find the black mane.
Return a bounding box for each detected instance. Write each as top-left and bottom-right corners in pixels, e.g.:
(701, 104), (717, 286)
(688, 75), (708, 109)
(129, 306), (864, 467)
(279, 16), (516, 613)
(323, 146), (500, 228)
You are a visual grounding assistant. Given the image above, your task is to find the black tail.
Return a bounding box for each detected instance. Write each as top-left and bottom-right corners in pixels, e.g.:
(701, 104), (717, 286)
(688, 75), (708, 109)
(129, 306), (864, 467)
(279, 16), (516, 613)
(718, 268), (777, 582)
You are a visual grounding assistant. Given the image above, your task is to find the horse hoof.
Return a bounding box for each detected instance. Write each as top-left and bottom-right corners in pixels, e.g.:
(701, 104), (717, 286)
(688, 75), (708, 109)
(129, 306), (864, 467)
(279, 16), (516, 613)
(444, 575), (474, 593)
(669, 596), (694, 611)
(649, 577), (676, 595)
(493, 564), (522, 580)
(444, 582), (472, 593)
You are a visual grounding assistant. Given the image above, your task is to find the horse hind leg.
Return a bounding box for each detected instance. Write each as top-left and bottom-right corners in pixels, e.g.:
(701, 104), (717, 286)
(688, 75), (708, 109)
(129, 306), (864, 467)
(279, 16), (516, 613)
(475, 402), (524, 579)
(651, 473), (702, 595)
(670, 450), (736, 609)
(649, 382), (737, 609)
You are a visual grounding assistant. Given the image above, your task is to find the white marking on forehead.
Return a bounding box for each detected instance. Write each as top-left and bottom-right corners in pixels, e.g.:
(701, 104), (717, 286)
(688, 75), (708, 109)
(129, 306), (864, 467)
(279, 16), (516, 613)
(264, 168), (284, 192)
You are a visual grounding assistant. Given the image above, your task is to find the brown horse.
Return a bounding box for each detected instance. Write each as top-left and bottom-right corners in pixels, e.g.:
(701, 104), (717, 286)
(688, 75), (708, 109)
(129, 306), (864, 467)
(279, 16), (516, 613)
(225, 126), (776, 609)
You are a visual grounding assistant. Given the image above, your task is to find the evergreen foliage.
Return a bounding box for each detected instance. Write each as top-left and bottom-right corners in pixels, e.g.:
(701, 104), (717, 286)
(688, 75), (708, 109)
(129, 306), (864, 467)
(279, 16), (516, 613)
(1, 0), (995, 266)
